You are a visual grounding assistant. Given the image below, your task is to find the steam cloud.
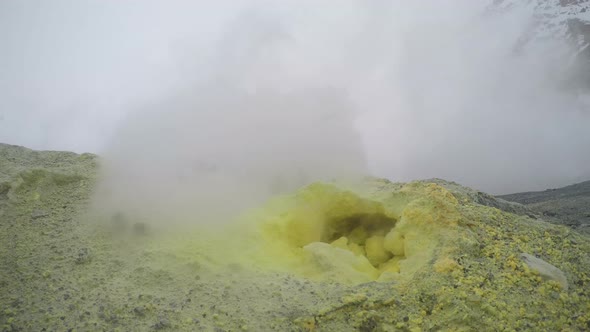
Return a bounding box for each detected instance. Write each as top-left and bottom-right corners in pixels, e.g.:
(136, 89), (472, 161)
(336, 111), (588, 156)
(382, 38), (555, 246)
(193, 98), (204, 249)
(2, 1), (590, 222)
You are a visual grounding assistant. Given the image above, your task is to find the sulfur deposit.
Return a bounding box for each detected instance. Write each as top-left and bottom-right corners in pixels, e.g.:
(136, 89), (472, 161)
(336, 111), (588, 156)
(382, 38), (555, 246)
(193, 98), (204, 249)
(238, 181), (463, 286)
(1, 144), (589, 331)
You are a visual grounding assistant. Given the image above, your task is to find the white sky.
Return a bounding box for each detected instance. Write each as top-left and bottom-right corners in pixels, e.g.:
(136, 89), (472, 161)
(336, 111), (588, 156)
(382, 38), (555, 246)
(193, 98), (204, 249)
(1, 0), (590, 194)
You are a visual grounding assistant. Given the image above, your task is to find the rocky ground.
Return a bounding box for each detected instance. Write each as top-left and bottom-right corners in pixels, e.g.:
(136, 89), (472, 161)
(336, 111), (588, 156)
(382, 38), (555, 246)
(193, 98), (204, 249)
(498, 180), (590, 235)
(1, 143), (589, 331)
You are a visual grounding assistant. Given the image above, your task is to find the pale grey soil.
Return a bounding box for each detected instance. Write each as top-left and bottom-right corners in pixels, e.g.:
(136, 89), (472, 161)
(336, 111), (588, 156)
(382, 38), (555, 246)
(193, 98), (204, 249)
(1, 143), (589, 331)
(0, 144), (351, 331)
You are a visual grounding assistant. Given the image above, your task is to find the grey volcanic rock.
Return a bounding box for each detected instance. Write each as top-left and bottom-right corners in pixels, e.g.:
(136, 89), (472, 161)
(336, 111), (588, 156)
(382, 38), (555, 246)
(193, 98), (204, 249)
(498, 180), (590, 234)
(520, 253), (569, 290)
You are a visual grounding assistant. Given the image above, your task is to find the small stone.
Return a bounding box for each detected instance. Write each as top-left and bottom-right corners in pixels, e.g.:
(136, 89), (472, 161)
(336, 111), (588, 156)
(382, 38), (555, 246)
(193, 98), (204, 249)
(133, 306), (146, 317)
(153, 318), (170, 330)
(520, 253), (568, 290)
(75, 248), (92, 265)
(32, 209), (49, 219)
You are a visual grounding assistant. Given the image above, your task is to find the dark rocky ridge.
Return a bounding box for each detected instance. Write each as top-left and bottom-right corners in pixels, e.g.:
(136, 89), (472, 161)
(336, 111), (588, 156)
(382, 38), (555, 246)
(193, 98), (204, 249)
(498, 180), (590, 234)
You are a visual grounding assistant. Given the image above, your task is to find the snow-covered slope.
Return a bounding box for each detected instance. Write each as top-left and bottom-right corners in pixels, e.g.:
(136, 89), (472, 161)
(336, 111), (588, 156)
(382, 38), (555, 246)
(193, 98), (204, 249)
(492, 0), (590, 93)
(494, 0), (590, 52)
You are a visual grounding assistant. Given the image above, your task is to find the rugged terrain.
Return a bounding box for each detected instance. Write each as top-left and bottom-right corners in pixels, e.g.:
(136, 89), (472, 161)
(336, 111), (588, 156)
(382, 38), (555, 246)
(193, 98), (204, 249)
(495, 0), (590, 90)
(498, 180), (590, 235)
(1, 143), (589, 331)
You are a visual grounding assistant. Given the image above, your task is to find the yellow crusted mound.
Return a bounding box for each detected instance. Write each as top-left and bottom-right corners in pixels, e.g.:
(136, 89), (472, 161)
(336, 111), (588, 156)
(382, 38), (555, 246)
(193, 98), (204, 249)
(237, 181), (462, 285)
(193, 178), (589, 331)
(3, 144), (589, 331)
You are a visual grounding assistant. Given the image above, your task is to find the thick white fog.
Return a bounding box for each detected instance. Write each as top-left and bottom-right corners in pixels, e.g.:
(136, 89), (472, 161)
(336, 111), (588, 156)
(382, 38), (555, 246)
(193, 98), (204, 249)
(1, 0), (589, 206)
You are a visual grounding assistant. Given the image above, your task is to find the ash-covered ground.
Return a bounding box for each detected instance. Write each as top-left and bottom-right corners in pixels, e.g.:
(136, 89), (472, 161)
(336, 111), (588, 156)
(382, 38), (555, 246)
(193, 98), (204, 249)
(1, 143), (589, 332)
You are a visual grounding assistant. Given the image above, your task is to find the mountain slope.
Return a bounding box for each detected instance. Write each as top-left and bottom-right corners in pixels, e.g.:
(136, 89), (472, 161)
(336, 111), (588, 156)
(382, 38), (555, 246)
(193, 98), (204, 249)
(494, 0), (590, 46)
(498, 180), (590, 234)
(492, 0), (590, 89)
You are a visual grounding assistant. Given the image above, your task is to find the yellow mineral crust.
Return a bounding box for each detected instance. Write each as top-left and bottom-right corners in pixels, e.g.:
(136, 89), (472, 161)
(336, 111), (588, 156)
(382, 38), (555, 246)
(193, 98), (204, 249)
(434, 257), (461, 273)
(242, 181), (463, 284)
(131, 178), (590, 331)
